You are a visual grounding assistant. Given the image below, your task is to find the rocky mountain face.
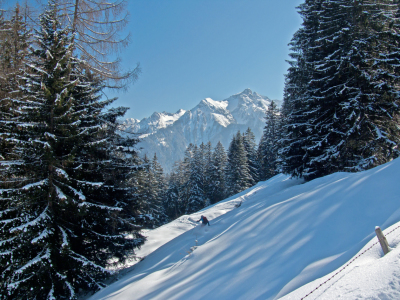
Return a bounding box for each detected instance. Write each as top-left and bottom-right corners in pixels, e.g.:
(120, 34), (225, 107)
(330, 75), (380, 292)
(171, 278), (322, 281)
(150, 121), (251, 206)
(121, 89), (279, 173)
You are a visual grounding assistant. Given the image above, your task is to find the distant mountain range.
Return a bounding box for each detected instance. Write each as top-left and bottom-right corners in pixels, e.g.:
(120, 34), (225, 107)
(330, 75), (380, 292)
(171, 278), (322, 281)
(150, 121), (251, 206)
(120, 89), (280, 173)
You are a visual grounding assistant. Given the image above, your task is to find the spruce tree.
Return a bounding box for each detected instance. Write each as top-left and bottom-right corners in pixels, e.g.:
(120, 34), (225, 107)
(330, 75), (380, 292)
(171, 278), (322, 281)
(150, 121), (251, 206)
(226, 131), (252, 196)
(0, 2), (144, 298)
(0, 5), (31, 172)
(185, 145), (207, 214)
(179, 143), (194, 209)
(203, 141), (213, 203)
(135, 155), (155, 227)
(259, 101), (281, 180)
(209, 141), (228, 203)
(164, 165), (183, 220)
(150, 153), (168, 226)
(135, 153), (167, 228)
(243, 127), (260, 185)
(199, 142), (211, 207)
(282, 0), (400, 180)
(280, 0), (324, 179)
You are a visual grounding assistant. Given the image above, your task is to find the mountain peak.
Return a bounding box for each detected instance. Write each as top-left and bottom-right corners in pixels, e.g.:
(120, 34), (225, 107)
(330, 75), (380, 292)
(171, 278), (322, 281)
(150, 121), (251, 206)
(241, 88), (253, 95)
(123, 89), (276, 172)
(197, 98), (228, 112)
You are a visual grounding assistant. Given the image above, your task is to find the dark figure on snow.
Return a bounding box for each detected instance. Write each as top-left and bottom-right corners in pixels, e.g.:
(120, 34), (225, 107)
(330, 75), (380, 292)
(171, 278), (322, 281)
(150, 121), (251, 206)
(196, 215), (210, 226)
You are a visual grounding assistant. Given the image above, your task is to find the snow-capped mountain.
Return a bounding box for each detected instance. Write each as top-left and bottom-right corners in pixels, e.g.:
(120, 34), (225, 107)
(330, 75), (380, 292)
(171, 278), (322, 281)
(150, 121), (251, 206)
(123, 109), (187, 137)
(121, 89), (278, 172)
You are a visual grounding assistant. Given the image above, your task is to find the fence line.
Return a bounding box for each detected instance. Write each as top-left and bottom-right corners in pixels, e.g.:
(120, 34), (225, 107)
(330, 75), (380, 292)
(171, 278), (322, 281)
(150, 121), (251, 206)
(300, 223), (400, 300)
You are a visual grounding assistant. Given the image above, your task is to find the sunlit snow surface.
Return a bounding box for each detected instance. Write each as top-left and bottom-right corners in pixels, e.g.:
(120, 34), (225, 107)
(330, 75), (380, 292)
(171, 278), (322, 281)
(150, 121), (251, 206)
(89, 159), (400, 300)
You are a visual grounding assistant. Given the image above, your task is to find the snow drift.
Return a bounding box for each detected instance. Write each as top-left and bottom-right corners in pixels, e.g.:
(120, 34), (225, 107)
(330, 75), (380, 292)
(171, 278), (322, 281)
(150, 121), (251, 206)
(89, 158), (400, 300)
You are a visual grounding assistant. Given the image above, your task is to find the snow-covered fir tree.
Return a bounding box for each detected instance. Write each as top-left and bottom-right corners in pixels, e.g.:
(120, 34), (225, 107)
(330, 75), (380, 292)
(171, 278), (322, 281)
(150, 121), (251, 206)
(282, 0), (400, 180)
(151, 153), (167, 212)
(0, 5), (31, 167)
(258, 101), (281, 180)
(164, 142), (218, 219)
(134, 154), (167, 228)
(243, 127), (260, 185)
(164, 132), (261, 218)
(227, 131), (252, 196)
(203, 141), (214, 203)
(209, 141), (228, 204)
(185, 145), (207, 214)
(135, 155), (157, 227)
(0, 2), (144, 298)
(279, 0), (324, 179)
(163, 162), (184, 220)
(0, 5), (30, 100)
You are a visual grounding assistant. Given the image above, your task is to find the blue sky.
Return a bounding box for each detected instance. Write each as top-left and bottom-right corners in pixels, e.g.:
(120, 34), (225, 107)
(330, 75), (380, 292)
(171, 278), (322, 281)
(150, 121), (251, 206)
(113, 0), (304, 120)
(6, 0), (304, 120)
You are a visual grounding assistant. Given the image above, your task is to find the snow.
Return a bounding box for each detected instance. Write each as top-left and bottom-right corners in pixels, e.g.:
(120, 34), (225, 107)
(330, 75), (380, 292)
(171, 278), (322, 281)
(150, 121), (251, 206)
(55, 185), (67, 201)
(55, 168), (69, 179)
(59, 226), (69, 249)
(21, 179), (48, 191)
(44, 132), (56, 140)
(67, 185), (86, 201)
(121, 109), (187, 135)
(71, 250), (113, 274)
(14, 248), (50, 275)
(76, 180), (103, 188)
(201, 98), (229, 111)
(10, 207), (51, 234)
(31, 229), (50, 244)
(78, 202), (122, 211)
(123, 89), (274, 173)
(211, 113), (231, 127)
(88, 157), (400, 300)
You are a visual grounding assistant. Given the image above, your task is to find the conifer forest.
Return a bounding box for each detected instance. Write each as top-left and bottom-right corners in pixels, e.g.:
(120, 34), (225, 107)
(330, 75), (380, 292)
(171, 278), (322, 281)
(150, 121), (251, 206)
(2, 0), (400, 299)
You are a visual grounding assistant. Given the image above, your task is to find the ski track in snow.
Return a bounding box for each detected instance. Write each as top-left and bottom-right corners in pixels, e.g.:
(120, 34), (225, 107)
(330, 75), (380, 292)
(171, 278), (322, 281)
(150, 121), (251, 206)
(88, 159), (400, 300)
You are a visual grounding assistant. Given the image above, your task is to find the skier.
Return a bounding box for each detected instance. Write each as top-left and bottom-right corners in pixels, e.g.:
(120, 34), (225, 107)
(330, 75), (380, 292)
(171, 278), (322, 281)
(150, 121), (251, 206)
(196, 215), (210, 226)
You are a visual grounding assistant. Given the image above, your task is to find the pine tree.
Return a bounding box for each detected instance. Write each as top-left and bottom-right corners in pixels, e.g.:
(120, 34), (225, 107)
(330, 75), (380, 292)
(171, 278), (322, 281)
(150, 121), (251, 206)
(150, 153), (168, 226)
(179, 143), (194, 209)
(203, 141), (213, 203)
(0, 5), (28, 98)
(164, 164), (183, 220)
(185, 145), (207, 214)
(282, 0), (400, 180)
(199, 142), (211, 207)
(209, 141), (228, 203)
(280, 0), (324, 179)
(135, 155), (155, 227)
(226, 131), (252, 196)
(243, 127), (260, 185)
(0, 5), (31, 171)
(0, 2), (144, 298)
(135, 153), (167, 228)
(259, 101), (281, 180)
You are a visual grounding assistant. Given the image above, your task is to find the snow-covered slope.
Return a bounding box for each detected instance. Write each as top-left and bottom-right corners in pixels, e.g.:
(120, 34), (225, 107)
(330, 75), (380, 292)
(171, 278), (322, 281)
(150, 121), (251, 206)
(280, 223), (400, 299)
(89, 158), (400, 300)
(121, 89), (275, 172)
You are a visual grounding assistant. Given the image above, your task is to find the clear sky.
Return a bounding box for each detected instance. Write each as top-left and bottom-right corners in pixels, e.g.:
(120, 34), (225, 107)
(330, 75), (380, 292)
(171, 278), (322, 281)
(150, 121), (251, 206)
(113, 0), (304, 120)
(5, 0), (304, 120)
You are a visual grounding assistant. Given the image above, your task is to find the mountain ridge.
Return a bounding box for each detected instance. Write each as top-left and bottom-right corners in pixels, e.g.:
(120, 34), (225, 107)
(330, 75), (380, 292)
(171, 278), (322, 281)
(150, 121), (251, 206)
(121, 89), (279, 172)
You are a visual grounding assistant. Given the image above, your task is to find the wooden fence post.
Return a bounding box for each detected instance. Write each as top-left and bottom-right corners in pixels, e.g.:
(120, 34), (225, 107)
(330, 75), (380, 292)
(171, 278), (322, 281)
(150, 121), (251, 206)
(375, 226), (390, 255)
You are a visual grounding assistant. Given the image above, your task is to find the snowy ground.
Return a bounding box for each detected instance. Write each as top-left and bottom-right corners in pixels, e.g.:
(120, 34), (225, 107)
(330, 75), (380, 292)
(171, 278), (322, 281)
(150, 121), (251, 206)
(88, 158), (400, 300)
